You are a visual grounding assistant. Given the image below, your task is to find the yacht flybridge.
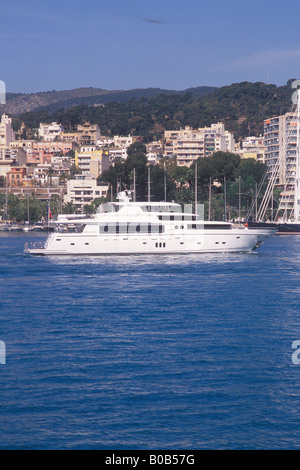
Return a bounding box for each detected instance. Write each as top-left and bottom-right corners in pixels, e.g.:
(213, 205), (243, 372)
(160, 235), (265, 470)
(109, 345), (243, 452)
(25, 191), (275, 256)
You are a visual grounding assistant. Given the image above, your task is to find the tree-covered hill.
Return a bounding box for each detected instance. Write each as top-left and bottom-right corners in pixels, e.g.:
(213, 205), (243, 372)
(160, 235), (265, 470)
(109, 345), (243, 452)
(12, 80), (296, 141)
(3, 86), (216, 115)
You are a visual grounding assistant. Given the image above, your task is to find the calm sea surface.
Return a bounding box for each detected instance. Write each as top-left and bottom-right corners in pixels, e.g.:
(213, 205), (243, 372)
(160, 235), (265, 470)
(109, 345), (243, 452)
(0, 233), (300, 450)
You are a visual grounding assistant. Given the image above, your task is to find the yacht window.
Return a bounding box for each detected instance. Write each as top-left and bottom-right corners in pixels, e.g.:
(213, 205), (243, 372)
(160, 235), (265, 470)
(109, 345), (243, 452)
(159, 214), (194, 221)
(204, 224), (232, 230)
(99, 223), (165, 234)
(187, 224), (231, 230)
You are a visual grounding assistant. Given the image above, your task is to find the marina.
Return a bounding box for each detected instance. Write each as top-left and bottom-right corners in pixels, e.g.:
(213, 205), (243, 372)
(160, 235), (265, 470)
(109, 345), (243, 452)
(0, 223), (53, 233)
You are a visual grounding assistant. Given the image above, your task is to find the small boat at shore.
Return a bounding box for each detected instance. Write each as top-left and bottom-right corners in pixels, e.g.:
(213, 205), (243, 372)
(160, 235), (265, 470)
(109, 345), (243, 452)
(9, 225), (23, 232)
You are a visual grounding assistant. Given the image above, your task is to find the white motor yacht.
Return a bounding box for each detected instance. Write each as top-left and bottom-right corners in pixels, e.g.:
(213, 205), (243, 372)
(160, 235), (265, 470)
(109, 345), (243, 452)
(25, 192), (275, 256)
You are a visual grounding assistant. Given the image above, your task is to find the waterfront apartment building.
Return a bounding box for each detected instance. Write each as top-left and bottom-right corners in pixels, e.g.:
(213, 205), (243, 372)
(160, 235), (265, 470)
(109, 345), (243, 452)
(10, 140), (34, 159)
(65, 175), (109, 209)
(108, 147), (128, 162)
(77, 122), (101, 145)
(240, 136), (265, 164)
(164, 123), (235, 167)
(60, 132), (79, 144)
(0, 114), (15, 157)
(6, 166), (27, 187)
(264, 112), (297, 186)
(264, 112), (298, 214)
(38, 122), (64, 141)
(113, 134), (139, 149)
(75, 146), (111, 178)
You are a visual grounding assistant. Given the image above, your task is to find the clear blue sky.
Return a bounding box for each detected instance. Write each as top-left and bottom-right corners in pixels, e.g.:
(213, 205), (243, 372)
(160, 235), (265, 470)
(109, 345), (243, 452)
(1, 0), (300, 93)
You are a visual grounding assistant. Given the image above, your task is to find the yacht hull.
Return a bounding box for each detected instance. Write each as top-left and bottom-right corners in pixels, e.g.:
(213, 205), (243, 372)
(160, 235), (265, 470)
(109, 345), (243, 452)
(25, 229), (274, 256)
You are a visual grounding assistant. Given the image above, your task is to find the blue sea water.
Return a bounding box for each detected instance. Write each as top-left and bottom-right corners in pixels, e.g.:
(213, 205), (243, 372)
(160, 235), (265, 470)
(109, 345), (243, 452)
(0, 233), (300, 450)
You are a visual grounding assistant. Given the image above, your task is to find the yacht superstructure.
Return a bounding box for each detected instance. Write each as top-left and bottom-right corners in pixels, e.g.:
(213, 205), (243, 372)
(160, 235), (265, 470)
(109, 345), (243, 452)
(25, 192), (275, 256)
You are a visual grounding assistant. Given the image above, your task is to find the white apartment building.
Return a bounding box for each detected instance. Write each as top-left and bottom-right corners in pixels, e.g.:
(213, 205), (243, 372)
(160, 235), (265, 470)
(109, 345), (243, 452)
(164, 123), (235, 167)
(113, 134), (138, 148)
(264, 112), (297, 186)
(240, 136), (265, 164)
(32, 164), (51, 186)
(65, 175), (109, 209)
(225, 130), (236, 153)
(109, 147), (128, 161)
(264, 112), (299, 214)
(39, 122), (64, 141)
(97, 137), (114, 147)
(0, 114), (15, 158)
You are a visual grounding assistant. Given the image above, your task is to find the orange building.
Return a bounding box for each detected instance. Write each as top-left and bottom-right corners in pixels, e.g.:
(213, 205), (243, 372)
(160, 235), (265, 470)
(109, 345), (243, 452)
(26, 141), (74, 165)
(7, 167), (27, 186)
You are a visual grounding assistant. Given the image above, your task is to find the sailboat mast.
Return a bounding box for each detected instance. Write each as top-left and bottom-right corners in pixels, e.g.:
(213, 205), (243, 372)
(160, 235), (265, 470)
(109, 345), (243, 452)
(148, 166), (151, 203)
(27, 194), (30, 225)
(195, 162), (198, 214)
(295, 89), (300, 221)
(133, 168), (136, 202)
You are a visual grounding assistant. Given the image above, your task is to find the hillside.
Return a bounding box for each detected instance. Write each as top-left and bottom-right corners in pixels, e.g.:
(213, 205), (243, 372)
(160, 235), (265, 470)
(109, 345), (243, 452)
(10, 80), (296, 140)
(3, 86), (216, 115)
